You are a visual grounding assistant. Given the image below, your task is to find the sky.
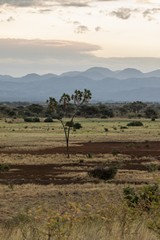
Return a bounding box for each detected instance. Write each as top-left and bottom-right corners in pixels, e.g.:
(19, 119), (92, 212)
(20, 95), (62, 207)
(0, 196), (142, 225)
(0, 0), (160, 76)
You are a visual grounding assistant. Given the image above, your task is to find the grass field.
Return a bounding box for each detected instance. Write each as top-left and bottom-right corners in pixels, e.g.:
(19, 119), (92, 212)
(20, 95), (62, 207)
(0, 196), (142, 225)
(1, 118), (160, 148)
(0, 118), (160, 240)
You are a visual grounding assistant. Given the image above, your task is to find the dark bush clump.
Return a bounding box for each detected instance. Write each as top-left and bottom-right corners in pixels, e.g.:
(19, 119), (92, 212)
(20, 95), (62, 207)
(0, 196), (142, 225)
(44, 117), (53, 122)
(88, 166), (117, 180)
(33, 117), (40, 122)
(0, 163), (10, 172)
(24, 117), (40, 122)
(127, 121), (143, 127)
(23, 117), (33, 122)
(73, 122), (82, 130)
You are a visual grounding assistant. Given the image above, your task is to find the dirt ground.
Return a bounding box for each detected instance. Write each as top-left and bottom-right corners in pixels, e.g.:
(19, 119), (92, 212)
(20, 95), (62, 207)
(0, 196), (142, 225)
(0, 141), (159, 185)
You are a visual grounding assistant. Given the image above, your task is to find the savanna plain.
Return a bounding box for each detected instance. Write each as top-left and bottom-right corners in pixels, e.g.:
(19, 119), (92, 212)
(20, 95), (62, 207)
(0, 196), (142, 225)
(0, 118), (160, 240)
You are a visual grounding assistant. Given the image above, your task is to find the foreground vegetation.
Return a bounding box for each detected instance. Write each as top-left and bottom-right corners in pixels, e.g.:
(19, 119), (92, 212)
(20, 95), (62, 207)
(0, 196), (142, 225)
(0, 182), (160, 240)
(0, 116), (160, 240)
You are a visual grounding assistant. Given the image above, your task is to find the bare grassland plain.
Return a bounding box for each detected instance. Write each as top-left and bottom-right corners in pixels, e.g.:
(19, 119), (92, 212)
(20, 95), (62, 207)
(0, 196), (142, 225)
(0, 118), (160, 240)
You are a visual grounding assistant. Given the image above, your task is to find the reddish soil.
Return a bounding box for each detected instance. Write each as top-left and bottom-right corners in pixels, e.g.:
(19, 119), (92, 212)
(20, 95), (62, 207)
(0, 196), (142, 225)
(0, 141), (159, 185)
(1, 141), (160, 157)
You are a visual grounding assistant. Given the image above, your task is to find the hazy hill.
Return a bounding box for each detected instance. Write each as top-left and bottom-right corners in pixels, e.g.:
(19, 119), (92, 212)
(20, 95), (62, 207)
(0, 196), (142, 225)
(0, 67), (160, 102)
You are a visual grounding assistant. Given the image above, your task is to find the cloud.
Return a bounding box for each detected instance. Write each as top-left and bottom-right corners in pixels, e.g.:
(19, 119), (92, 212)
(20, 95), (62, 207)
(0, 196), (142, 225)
(0, 0), (41, 7)
(0, 39), (159, 76)
(0, 38), (102, 75)
(111, 8), (132, 19)
(0, 0), (121, 8)
(58, 1), (90, 7)
(74, 25), (89, 33)
(39, 8), (53, 14)
(0, 38), (100, 59)
(143, 8), (160, 20)
(136, 0), (152, 3)
(7, 16), (15, 22)
(95, 26), (101, 31)
(0, 0), (91, 8)
(73, 21), (80, 25)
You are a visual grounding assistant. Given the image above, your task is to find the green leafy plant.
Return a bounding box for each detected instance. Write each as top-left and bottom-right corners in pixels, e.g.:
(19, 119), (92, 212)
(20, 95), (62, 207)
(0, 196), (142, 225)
(123, 184), (160, 211)
(0, 163), (10, 172)
(146, 163), (159, 172)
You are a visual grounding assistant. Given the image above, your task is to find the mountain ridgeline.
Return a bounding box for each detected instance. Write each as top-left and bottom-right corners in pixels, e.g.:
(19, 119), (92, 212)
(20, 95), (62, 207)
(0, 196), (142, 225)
(1, 67), (160, 102)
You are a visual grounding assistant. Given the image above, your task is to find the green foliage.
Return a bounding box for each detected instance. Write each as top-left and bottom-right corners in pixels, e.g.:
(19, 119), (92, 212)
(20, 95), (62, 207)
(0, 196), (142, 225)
(0, 163), (10, 172)
(88, 166), (117, 180)
(23, 117), (33, 122)
(33, 117), (40, 122)
(111, 149), (120, 156)
(104, 128), (109, 132)
(23, 117), (40, 122)
(73, 122), (82, 130)
(65, 121), (74, 128)
(146, 163), (159, 172)
(123, 186), (139, 207)
(127, 121), (143, 126)
(123, 184), (160, 211)
(44, 117), (53, 122)
(145, 107), (158, 119)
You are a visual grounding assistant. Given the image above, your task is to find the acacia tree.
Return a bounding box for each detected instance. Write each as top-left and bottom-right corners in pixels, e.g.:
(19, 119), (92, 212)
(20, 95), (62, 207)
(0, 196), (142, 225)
(47, 89), (92, 158)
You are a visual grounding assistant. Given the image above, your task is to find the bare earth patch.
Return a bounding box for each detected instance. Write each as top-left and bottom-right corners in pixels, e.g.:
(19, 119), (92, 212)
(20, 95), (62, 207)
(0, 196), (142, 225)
(0, 141), (159, 185)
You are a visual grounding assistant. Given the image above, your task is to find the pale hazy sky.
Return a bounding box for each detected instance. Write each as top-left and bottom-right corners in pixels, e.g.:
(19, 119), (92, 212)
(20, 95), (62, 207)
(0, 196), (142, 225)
(0, 0), (160, 76)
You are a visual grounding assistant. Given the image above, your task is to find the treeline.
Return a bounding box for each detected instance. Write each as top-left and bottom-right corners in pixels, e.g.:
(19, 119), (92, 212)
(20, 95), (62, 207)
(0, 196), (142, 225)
(0, 101), (159, 120)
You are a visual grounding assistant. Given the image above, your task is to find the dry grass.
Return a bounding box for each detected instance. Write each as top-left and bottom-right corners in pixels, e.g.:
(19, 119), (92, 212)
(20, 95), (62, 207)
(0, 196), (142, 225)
(0, 118), (160, 239)
(0, 183), (159, 240)
(1, 118), (160, 150)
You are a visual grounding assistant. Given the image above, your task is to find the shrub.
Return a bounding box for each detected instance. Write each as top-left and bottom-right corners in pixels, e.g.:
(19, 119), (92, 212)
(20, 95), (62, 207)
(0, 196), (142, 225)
(123, 186), (139, 207)
(88, 166), (117, 180)
(146, 163), (159, 172)
(73, 122), (82, 130)
(111, 149), (120, 156)
(24, 117), (40, 122)
(0, 163), (10, 172)
(33, 117), (40, 122)
(24, 117), (33, 122)
(44, 117), (53, 122)
(127, 121), (143, 127)
(104, 128), (109, 132)
(123, 184), (160, 211)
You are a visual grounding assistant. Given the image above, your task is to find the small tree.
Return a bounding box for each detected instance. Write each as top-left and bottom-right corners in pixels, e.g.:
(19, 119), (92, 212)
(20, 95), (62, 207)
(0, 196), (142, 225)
(145, 107), (158, 120)
(47, 89), (92, 158)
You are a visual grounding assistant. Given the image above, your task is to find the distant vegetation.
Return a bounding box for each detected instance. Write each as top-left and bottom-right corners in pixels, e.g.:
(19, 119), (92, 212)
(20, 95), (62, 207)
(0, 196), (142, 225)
(0, 101), (159, 120)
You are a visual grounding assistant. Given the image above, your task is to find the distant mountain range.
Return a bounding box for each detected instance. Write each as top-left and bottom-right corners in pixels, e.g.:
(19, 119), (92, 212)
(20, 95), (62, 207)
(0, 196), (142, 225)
(1, 67), (160, 102)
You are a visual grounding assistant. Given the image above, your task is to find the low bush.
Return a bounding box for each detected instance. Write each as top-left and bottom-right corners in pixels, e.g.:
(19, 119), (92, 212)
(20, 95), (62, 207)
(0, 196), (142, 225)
(88, 166), (117, 180)
(0, 163), (10, 172)
(111, 149), (120, 156)
(44, 117), (53, 122)
(123, 184), (160, 211)
(73, 122), (82, 130)
(146, 163), (159, 172)
(32, 117), (40, 122)
(23, 117), (33, 122)
(127, 121), (143, 126)
(24, 117), (40, 122)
